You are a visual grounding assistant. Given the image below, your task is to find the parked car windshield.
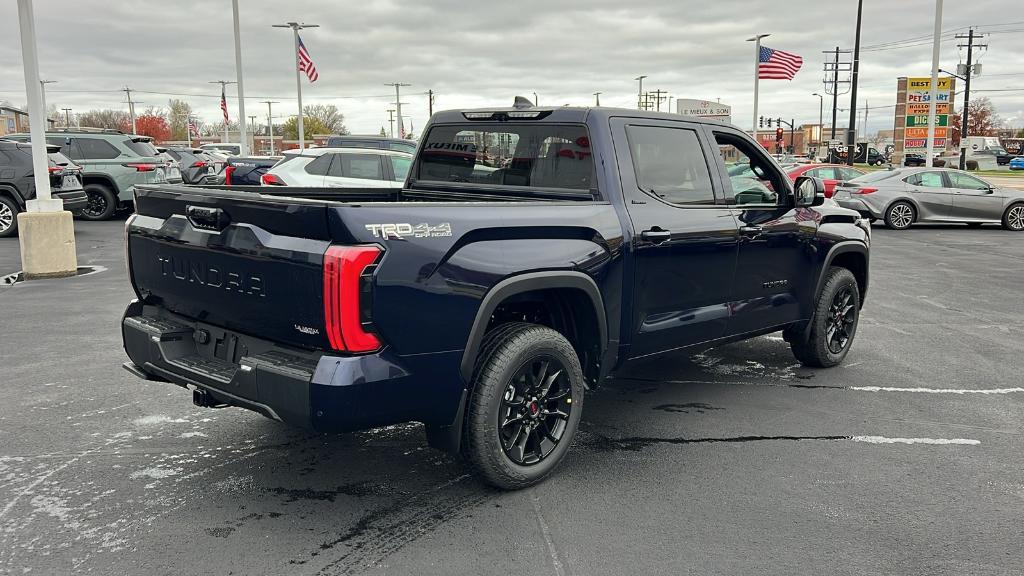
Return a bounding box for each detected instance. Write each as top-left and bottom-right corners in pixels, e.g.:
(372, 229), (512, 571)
(415, 123), (594, 193)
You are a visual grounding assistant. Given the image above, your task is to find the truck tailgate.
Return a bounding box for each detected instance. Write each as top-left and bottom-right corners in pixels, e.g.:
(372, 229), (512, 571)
(129, 185), (333, 350)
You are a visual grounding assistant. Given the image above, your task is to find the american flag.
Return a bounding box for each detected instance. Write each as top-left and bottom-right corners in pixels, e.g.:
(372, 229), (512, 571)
(298, 35), (319, 83)
(758, 46), (803, 80)
(188, 118), (200, 137)
(220, 86), (229, 124)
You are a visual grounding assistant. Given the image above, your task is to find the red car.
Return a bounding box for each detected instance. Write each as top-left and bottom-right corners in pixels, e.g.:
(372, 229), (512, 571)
(787, 164), (866, 198)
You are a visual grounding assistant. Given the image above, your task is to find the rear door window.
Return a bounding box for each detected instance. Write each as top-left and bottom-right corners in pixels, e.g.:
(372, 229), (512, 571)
(390, 155), (412, 181)
(338, 154), (383, 180)
(73, 138), (121, 160)
(626, 125), (715, 205)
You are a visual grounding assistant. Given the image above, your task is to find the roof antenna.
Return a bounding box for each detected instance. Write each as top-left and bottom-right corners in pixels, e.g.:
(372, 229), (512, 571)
(513, 96), (533, 109)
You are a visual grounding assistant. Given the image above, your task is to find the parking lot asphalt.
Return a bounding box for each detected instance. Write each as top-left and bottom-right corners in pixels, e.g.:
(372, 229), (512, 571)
(1, 218), (1022, 576)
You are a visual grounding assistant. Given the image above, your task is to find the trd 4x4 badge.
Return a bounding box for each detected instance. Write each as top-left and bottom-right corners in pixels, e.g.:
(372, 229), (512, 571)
(365, 223), (453, 240)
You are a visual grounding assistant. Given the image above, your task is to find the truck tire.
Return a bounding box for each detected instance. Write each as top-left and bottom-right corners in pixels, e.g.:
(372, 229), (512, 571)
(462, 323), (584, 490)
(790, 267), (861, 368)
(79, 183), (117, 221)
(0, 195), (19, 238)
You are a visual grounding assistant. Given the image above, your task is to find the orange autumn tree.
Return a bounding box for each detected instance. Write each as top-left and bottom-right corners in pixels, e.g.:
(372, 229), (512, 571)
(133, 113), (171, 142)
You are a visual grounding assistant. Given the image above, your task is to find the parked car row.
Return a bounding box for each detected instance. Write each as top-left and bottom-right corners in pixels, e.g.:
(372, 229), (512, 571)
(0, 139), (87, 237)
(834, 167), (1024, 231)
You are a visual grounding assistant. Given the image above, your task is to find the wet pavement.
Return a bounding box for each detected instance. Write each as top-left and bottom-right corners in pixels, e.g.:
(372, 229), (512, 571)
(1, 219), (1022, 575)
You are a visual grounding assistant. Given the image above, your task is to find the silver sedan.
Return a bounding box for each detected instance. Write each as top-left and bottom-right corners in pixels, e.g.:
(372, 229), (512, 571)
(833, 167), (1024, 231)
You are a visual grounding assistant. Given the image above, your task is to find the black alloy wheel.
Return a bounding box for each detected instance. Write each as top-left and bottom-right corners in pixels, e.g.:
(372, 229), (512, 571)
(825, 286), (856, 355)
(79, 184), (117, 221)
(499, 356), (573, 466)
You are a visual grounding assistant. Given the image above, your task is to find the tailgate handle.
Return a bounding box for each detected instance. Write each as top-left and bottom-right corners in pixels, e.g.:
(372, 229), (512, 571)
(186, 205), (230, 231)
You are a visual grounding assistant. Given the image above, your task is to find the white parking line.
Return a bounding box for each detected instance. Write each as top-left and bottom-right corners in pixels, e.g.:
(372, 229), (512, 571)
(851, 386), (1024, 394)
(851, 436), (980, 445)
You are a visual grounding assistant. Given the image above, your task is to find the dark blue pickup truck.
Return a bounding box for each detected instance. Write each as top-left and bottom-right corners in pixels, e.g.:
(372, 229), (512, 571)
(121, 105), (869, 489)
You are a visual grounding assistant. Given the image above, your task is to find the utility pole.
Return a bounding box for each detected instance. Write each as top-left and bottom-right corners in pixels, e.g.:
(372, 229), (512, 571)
(846, 0), (864, 166)
(634, 75), (647, 110)
(273, 22), (319, 149)
(748, 34), (769, 142)
(956, 28), (987, 169)
(823, 47), (852, 141)
(387, 109), (395, 138)
(386, 83), (411, 138)
(61, 107), (72, 127)
(593, 92), (601, 106)
(261, 100), (278, 155)
(532, 92), (538, 106)
(231, 0), (249, 155)
(123, 86), (137, 134)
(208, 80), (237, 143)
(649, 89), (667, 111)
(248, 115), (257, 140)
(428, 89), (434, 117)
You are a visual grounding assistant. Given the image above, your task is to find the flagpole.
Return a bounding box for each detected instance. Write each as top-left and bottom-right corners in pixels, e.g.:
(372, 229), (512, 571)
(232, 0), (249, 156)
(292, 27), (304, 149)
(748, 33), (770, 144)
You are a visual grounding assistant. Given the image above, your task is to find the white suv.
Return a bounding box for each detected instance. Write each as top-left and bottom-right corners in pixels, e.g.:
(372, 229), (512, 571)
(261, 147), (412, 188)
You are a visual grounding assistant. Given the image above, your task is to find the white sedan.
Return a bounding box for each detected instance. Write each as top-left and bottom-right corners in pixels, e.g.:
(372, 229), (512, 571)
(260, 147), (412, 188)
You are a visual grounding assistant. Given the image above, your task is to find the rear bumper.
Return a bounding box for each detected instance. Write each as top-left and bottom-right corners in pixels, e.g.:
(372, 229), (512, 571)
(121, 301), (465, 432)
(54, 189), (87, 212)
(835, 196), (882, 219)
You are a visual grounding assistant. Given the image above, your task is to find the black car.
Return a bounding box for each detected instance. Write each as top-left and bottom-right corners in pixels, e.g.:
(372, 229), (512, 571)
(224, 156), (281, 185)
(0, 139), (87, 237)
(324, 134), (417, 154)
(904, 153), (926, 167)
(164, 148), (224, 185)
(122, 105), (869, 489)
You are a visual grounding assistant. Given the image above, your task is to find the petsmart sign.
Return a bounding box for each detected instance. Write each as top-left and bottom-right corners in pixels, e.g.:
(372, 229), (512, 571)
(902, 76), (953, 150)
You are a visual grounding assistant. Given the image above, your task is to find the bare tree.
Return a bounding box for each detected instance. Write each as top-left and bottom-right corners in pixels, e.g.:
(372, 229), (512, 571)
(167, 99), (194, 141)
(303, 104), (348, 135)
(77, 109), (132, 131)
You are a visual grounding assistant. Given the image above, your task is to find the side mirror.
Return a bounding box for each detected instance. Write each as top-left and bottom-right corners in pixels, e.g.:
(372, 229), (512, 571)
(793, 175), (825, 207)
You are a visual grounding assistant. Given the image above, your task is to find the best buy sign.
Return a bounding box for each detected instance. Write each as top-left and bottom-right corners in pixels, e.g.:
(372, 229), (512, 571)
(905, 114), (948, 127)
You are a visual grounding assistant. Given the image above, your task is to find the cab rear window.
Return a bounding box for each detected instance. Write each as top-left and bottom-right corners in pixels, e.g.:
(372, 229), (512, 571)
(415, 123), (594, 194)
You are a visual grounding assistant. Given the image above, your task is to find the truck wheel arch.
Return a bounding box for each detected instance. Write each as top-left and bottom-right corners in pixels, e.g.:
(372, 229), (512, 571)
(459, 271), (608, 387)
(816, 242), (868, 306)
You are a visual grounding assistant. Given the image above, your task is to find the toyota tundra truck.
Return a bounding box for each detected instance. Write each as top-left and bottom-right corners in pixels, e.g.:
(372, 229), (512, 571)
(121, 104), (870, 489)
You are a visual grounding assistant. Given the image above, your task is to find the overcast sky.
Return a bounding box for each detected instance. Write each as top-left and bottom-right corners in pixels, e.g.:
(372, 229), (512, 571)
(1, 0), (1021, 137)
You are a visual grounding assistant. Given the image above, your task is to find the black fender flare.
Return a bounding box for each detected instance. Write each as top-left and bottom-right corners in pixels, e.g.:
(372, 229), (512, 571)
(0, 184), (26, 210)
(458, 271), (608, 383)
(798, 241), (868, 341)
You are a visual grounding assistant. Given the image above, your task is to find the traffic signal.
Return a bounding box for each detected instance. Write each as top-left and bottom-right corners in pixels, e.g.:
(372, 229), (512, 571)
(775, 127), (784, 141)
(758, 116), (764, 128)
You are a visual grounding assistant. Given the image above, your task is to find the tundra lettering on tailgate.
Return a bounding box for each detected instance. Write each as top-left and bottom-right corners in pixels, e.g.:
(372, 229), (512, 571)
(157, 254), (266, 297)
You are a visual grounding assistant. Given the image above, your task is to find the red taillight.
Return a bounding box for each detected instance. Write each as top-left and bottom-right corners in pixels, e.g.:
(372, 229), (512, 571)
(261, 172), (285, 186)
(323, 245), (382, 353)
(224, 165), (234, 185)
(854, 187), (878, 195)
(191, 160), (207, 168)
(122, 163), (158, 172)
(47, 166), (62, 173)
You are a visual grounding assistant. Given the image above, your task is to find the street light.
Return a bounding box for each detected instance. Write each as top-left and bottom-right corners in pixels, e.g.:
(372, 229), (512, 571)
(747, 34), (770, 141)
(39, 79), (55, 124)
(532, 92), (538, 106)
(634, 75), (647, 109)
(272, 22), (319, 149)
(231, 0), (249, 156)
(812, 92), (824, 156)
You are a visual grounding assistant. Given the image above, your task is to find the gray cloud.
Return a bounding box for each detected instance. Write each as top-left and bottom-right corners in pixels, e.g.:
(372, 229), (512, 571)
(1, 0), (1020, 135)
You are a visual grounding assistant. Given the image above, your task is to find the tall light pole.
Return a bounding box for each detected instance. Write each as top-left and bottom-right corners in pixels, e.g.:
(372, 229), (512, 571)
(39, 79), (55, 125)
(387, 83), (411, 138)
(231, 0), (249, 156)
(123, 86), (138, 134)
(593, 92), (601, 106)
(812, 92), (824, 155)
(261, 100), (279, 155)
(634, 75), (647, 109)
(15, 0), (77, 279)
(387, 109), (395, 138)
(748, 33), (770, 143)
(532, 92), (538, 106)
(273, 22), (319, 149)
(209, 80), (237, 143)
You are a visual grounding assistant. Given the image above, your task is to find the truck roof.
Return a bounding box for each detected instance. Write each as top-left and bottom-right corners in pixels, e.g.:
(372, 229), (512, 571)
(429, 106), (734, 128)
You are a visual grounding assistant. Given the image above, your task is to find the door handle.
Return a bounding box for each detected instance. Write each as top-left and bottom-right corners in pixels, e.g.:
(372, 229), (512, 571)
(739, 225), (764, 237)
(640, 228), (672, 244)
